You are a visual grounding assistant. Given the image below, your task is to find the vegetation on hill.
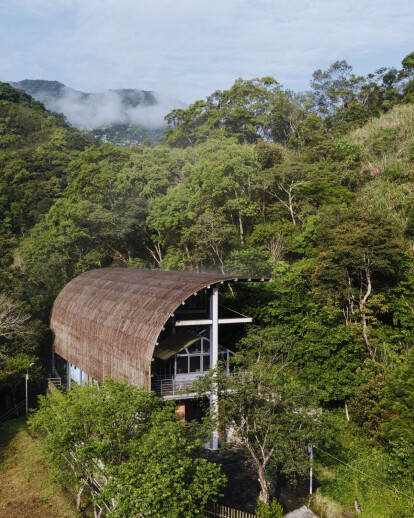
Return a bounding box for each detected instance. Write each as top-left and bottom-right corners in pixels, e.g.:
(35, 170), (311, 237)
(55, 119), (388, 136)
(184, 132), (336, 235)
(0, 418), (81, 517)
(10, 79), (171, 146)
(29, 380), (225, 517)
(1, 51), (414, 516)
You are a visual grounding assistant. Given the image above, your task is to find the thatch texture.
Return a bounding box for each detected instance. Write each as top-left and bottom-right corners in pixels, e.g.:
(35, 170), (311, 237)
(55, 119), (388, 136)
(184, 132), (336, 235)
(51, 268), (254, 388)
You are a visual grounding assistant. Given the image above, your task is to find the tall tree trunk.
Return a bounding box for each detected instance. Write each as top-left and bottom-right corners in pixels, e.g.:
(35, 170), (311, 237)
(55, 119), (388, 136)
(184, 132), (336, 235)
(144, 229), (163, 265)
(359, 266), (376, 361)
(211, 245), (225, 274)
(270, 184), (297, 225)
(257, 465), (271, 504)
(76, 485), (84, 511)
(184, 244), (193, 270)
(238, 212), (244, 244)
(287, 186), (296, 226)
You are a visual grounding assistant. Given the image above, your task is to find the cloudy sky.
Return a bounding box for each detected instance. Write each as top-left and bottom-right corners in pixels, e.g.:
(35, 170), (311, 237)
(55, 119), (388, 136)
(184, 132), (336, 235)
(1, 0), (413, 103)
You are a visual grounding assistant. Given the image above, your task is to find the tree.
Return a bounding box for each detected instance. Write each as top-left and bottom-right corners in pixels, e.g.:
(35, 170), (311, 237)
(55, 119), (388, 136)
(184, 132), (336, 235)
(29, 379), (225, 518)
(310, 59), (406, 130)
(0, 294), (31, 344)
(311, 60), (365, 117)
(196, 326), (319, 504)
(164, 100), (216, 147)
(313, 211), (403, 361)
(182, 210), (233, 273)
(255, 499), (284, 518)
(165, 78), (304, 146)
(401, 52), (414, 75)
(0, 353), (39, 414)
(146, 137), (263, 269)
(100, 408), (225, 517)
(267, 162), (309, 226)
(382, 349), (414, 449)
(0, 294), (36, 412)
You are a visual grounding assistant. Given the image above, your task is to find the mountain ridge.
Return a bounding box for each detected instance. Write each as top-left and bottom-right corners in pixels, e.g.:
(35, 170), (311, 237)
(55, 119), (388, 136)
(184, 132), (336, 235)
(9, 79), (184, 145)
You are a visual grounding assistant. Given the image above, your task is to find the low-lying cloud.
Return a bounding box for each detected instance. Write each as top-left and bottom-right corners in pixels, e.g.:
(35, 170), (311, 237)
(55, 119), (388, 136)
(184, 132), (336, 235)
(34, 86), (183, 130)
(2, 0), (413, 102)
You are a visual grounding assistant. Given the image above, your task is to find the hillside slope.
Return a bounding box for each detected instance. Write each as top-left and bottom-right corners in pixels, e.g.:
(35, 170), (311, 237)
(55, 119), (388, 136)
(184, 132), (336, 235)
(0, 419), (82, 518)
(1, 59), (414, 515)
(10, 79), (183, 145)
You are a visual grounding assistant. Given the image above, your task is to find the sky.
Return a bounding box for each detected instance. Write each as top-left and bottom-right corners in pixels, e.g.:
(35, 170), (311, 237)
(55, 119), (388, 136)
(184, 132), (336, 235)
(1, 0), (413, 104)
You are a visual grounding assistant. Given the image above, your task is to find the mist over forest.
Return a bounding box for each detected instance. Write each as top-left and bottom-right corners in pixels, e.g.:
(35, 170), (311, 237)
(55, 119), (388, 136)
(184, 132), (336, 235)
(10, 79), (183, 130)
(1, 50), (414, 517)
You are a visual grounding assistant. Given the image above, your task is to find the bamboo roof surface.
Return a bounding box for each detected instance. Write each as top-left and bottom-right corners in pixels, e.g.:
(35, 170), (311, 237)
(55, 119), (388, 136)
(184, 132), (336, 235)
(51, 268), (258, 388)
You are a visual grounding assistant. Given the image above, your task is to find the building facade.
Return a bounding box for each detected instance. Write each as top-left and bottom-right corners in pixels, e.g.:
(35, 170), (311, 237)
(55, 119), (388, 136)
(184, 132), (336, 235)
(50, 268), (268, 447)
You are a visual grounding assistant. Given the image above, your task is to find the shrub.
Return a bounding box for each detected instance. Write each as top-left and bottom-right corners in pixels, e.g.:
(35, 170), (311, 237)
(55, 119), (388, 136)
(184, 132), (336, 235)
(255, 499), (284, 518)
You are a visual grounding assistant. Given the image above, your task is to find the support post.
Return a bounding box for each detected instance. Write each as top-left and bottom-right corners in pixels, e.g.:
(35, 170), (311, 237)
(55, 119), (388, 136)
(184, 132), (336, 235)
(25, 362), (34, 417)
(308, 444), (313, 494)
(210, 287), (219, 450)
(67, 361), (71, 390)
(25, 373), (29, 417)
(51, 351), (56, 375)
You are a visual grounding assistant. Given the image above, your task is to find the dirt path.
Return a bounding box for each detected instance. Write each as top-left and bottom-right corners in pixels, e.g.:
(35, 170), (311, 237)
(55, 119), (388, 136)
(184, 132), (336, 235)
(0, 418), (80, 518)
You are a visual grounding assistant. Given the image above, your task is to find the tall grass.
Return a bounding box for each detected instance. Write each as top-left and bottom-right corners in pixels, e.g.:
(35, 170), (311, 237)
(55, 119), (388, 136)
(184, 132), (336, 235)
(349, 104), (414, 180)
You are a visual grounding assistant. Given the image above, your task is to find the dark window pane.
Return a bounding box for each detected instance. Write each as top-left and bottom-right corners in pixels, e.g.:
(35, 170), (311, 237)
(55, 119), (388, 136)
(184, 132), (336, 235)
(188, 341), (202, 353)
(202, 340), (210, 354)
(190, 356), (201, 372)
(203, 355), (210, 372)
(177, 356), (188, 374)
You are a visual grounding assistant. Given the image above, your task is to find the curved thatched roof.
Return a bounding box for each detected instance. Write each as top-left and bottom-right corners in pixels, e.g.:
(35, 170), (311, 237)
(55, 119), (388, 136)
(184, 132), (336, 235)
(51, 268), (257, 388)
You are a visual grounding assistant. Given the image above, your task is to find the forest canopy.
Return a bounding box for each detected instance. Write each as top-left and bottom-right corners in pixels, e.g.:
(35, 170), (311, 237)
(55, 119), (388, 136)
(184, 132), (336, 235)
(1, 52), (414, 516)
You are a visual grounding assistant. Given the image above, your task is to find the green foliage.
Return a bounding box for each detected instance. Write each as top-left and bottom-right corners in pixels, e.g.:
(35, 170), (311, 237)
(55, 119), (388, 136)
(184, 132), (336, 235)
(334, 138), (362, 164)
(225, 247), (273, 277)
(165, 78), (305, 147)
(0, 353), (40, 410)
(1, 52), (414, 515)
(402, 52), (414, 74)
(320, 449), (414, 517)
(0, 82), (47, 112)
(255, 498), (284, 518)
(310, 59), (406, 133)
(382, 350), (414, 447)
(348, 375), (386, 440)
(195, 326), (320, 504)
(29, 379), (225, 517)
(85, 123), (164, 146)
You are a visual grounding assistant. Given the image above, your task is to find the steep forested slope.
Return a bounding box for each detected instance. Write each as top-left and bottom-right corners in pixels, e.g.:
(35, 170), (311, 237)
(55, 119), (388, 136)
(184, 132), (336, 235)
(0, 82), (92, 411)
(1, 52), (414, 516)
(10, 79), (172, 146)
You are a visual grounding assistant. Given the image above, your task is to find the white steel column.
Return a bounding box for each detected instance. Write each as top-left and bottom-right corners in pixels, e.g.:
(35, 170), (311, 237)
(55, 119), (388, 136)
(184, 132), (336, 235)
(67, 361), (71, 390)
(210, 287), (219, 450)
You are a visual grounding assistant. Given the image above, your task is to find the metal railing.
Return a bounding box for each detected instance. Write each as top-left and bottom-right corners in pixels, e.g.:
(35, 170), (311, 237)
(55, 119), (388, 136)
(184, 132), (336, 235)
(151, 371), (252, 399)
(205, 503), (258, 518)
(47, 377), (62, 391)
(0, 401), (25, 422)
(151, 377), (199, 398)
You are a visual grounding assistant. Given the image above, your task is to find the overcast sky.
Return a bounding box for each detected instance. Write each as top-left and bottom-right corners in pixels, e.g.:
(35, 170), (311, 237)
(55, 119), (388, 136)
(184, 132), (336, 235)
(1, 0), (413, 103)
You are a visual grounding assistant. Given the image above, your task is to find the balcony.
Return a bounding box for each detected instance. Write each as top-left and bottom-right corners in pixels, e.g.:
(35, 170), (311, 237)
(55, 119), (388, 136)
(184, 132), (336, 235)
(151, 375), (202, 399)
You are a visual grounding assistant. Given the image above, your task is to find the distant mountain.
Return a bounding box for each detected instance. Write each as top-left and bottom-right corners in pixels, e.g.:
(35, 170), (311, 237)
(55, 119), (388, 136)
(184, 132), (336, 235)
(10, 79), (183, 146)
